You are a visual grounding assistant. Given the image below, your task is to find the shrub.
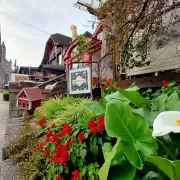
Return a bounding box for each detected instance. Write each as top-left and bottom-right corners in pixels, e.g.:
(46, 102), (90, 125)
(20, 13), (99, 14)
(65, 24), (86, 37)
(3, 90), (9, 101)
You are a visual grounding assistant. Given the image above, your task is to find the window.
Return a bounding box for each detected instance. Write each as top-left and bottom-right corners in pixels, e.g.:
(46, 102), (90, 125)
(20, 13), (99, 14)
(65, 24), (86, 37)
(23, 103), (25, 107)
(24, 94), (26, 98)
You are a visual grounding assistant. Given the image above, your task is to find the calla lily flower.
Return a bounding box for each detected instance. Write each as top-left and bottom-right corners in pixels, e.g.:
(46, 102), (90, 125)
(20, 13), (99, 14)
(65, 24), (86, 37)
(153, 111), (180, 137)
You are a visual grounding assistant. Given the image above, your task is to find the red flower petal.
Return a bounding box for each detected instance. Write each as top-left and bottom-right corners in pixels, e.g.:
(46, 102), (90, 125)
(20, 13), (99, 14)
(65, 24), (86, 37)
(88, 119), (96, 129)
(124, 82), (130, 88)
(56, 175), (62, 180)
(44, 149), (50, 157)
(163, 81), (168, 88)
(78, 132), (86, 142)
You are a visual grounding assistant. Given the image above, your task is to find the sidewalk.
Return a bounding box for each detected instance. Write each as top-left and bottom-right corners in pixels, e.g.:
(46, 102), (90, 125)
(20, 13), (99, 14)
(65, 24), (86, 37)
(0, 93), (9, 162)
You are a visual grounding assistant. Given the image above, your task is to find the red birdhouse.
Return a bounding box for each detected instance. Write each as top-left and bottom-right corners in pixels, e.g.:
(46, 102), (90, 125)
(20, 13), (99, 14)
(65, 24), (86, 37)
(16, 87), (43, 110)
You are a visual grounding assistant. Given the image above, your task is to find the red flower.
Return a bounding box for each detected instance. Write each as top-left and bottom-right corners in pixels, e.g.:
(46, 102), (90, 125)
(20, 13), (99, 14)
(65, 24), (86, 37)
(59, 151), (70, 166)
(88, 119), (96, 129)
(46, 130), (53, 137)
(124, 82), (130, 88)
(98, 116), (105, 129)
(71, 170), (81, 180)
(103, 87), (106, 92)
(56, 175), (62, 180)
(51, 123), (55, 128)
(36, 143), (44, 151)
(44, 149), (50, 157)
(105, 81), (111, 86)
(78, 132), (86, 142)
(59, 124), (73, 137)
(89, 126), (98, 134)
(163, 81), (168, 88)
(52, 133), (59, 144)
(46, 136), (51, 143)
(38, 117), (46, 126)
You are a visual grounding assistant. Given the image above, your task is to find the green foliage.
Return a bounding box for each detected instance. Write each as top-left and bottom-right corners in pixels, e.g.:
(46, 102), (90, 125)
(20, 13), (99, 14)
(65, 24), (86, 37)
(105, 99), (157, 169)
(2, 90), (9, 101)
(145, 156), (180, 180)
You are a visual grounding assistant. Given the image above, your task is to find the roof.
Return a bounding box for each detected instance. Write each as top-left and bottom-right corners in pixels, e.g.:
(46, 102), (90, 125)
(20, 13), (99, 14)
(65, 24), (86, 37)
(51, 33), (72, 46)
(42, 64), (65, 71)
(19, 66), (39, 72)
(17, 87), (43, 101)
(83, 31), (92, 38)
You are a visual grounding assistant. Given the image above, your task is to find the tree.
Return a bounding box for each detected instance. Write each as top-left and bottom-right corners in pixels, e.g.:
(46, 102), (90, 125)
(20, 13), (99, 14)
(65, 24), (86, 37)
(80, 0), (180, 69)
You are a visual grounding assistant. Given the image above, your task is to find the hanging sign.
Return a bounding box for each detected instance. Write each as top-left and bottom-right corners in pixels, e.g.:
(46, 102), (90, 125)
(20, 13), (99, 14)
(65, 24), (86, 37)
(68, 67), (91, 95)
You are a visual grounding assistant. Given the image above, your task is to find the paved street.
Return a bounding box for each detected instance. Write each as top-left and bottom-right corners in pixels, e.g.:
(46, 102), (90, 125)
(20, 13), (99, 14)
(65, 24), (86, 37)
(0, 93), (9, 162)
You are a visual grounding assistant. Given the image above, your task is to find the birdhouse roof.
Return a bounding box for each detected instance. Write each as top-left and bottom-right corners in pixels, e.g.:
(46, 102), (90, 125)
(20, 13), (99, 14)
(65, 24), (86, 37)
(16, 87), (43, 101)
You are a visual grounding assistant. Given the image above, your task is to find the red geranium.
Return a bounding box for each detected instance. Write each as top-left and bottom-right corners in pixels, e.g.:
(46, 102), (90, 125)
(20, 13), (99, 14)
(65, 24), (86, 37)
(88, 119), (96, 129)
(105, 81), (111, 86)
(46, 136), (51, 143)
(163, 81), (168, 88)
(59, 124), (73, 137)
(71, 170), (81, 180)
(52, 133), (59, 144)
(44, 149), (50, 157)
(78, 132), (86, 142)
(124, 82), (130, 88)
(38, 117), (46, 126)
(36, 143), (44, 151)
(88, 116), (105, 134)
(56, 175), (62, 180)
(51, 123), (55, 128)
(46, 130), (53, 137)
(89, 126), (98, 134)
(103, 87), (106, 92)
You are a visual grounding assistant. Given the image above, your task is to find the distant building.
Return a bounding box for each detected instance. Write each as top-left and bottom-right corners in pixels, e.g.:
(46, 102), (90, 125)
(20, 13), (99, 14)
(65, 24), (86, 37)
(0, 26), (12, 89)
(19, 33), (71, 80)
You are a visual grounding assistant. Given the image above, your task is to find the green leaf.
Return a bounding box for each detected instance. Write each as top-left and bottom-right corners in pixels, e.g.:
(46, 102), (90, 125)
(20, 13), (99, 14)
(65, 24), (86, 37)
(142, 171), (161, 180)
(145, 156), (180, 180)
(80, 148), (87, 159)
(118, 88), (150, 106)
(107, 160), (136, 180)
(105, 91), (129, 102)
(71, 153), (76, 165)
(151, 94), (168, 111)
(99, 140), (123, 180)
(90, 144), (99, 156)
(133, 108), (158, 127)
(105, 99), (157, 169)
(102, 143), (112, 157)
(84, 103), (106, 115)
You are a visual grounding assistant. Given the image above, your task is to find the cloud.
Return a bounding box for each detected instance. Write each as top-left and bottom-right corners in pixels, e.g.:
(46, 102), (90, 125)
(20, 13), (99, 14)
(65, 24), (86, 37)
(0, 0), (93, 67)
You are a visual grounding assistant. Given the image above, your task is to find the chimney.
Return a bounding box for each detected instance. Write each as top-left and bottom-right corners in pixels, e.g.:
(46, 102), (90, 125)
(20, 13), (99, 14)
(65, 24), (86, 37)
(71, 25), (77, 41)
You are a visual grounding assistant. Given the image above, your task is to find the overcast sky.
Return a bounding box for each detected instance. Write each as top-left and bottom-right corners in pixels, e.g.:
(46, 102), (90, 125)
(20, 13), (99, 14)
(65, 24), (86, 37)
(0, 0), (94, 67)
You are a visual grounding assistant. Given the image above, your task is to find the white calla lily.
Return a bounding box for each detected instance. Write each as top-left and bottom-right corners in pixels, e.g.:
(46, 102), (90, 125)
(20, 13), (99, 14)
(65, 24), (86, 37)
(153, 111), (180, 137)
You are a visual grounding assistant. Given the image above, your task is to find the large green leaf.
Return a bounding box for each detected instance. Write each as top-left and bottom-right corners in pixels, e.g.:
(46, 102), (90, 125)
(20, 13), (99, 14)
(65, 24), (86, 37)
(166, 92), (180, 111)
(142, 171), (162, 180)
(99, 140), (123, 180)
(151, 94), (168, 111)
(105, 99), (157, 169)
(107, 160), (136, 180)
(133, 108), (159, 127)
(118, 88), (150, 106)
(145, 156), (180, 180)
(84, 103), (106, 115)
(105, 91), (129, 102)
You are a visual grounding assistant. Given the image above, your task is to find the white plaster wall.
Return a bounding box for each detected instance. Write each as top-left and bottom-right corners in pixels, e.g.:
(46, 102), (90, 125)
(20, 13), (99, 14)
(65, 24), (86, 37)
(127, 39), (180, 76)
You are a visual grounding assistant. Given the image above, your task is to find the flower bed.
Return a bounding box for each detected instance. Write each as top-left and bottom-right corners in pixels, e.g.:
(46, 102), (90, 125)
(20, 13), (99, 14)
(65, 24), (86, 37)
(6, 81), (180, 180)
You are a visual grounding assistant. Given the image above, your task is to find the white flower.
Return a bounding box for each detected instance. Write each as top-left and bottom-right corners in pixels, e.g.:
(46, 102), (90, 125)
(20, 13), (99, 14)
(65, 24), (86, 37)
(152, 111), (180, 137)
